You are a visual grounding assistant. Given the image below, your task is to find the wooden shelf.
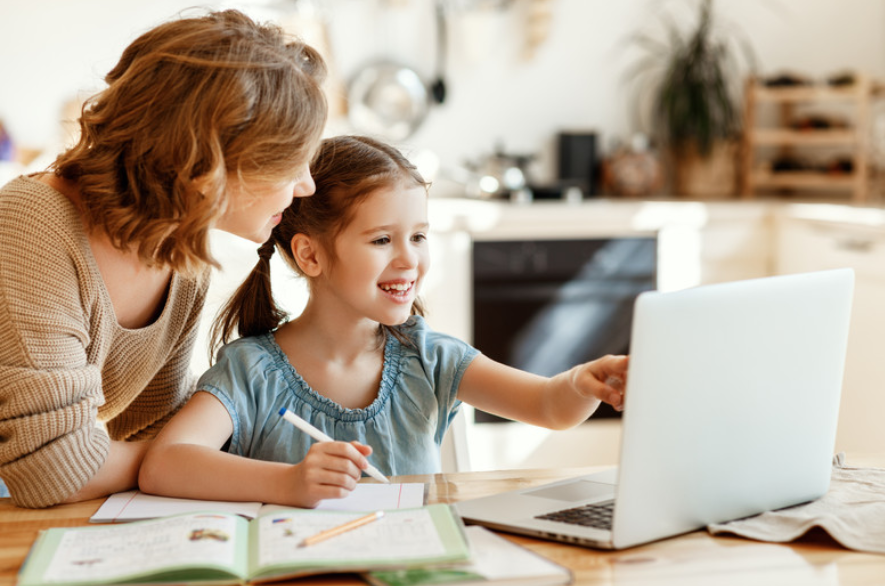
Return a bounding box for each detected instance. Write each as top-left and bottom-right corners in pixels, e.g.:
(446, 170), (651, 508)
(741, 75), (873, 202)
(752, 128), (857, 146)
(752, 170), (858, 190)
(752, 84), (866, 103)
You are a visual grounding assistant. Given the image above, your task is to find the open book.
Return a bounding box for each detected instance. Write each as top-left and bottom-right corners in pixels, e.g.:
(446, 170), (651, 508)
(18, 504), (469, 586)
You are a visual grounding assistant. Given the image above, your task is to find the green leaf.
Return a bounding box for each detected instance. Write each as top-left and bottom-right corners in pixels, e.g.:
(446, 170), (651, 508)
(622, 0), (755, 158)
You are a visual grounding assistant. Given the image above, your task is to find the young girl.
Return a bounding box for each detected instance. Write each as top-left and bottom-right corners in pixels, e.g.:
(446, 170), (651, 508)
(139, 136), (628, 508)
(0, 9), (326, 508)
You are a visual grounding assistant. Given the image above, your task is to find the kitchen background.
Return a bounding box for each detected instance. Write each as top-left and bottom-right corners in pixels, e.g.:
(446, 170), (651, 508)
(3, 0), (885, 190)
(3, 0), (885, 472)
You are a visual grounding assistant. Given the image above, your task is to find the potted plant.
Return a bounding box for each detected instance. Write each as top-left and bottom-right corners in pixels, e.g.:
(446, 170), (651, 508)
(626, 0), (755, 197)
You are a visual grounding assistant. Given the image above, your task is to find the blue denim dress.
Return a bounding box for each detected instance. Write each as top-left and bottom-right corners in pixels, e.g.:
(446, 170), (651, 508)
(199, 316), (479, 477)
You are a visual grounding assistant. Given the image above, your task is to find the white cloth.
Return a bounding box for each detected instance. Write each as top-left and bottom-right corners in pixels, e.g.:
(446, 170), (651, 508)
(708, 454), (885, 554)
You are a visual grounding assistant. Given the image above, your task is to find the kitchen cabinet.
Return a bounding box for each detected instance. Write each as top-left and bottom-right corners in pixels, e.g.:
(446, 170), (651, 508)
(775, 205), (885, 453)
(692, 205), (774, 285)
(741, 76), (873, 202)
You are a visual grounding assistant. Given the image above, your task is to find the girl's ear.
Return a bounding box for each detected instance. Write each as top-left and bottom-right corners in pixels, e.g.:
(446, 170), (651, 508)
(290, 234), (323, 277)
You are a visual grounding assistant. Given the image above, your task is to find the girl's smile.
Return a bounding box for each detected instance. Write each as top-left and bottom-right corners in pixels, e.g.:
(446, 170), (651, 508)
(378, 280), (416, 303)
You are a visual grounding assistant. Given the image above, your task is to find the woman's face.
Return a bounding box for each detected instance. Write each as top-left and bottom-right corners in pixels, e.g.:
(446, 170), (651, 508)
(216, 163), (315, 243)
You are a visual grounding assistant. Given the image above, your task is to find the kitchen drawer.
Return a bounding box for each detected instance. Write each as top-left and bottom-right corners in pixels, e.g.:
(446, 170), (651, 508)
(699, 218), (774, 262)
(700, 258), (771, 285)
(776, 218), (885, 282)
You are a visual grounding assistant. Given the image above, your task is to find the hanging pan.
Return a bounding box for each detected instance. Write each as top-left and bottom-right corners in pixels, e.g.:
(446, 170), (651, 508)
(347, 2), (449, 141)
(347, 61), (430, 142)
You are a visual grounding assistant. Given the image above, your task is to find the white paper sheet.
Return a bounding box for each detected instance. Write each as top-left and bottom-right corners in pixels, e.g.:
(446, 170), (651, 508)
(91, 483), (425, 523)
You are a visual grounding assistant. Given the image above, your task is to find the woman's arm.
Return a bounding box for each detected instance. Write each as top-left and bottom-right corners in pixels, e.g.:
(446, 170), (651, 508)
(139, 392), (373, 508)
(62, 441), (149, 503)
(456, 354), (628, 430)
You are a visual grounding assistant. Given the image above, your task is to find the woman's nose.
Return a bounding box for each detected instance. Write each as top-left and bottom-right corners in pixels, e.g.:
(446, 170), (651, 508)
(293, 173), (316, 199)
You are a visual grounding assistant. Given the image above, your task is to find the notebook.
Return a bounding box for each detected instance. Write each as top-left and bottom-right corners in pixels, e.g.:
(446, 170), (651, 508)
(456, 268), (854, 550)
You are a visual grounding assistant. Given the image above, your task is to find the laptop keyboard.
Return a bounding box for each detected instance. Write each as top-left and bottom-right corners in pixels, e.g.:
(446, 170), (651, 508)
(535, 500), (615, 530)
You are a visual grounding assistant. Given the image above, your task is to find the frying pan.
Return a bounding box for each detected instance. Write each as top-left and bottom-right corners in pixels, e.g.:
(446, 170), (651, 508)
(347, 2), (448, 141)
(347, 61), (429, 142)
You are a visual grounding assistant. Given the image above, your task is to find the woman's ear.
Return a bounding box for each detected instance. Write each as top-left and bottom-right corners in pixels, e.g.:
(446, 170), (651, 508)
(290, 234), (323, 277)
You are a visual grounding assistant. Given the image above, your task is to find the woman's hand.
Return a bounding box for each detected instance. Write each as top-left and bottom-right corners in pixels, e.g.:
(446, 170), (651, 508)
(283, 441), (374, 508)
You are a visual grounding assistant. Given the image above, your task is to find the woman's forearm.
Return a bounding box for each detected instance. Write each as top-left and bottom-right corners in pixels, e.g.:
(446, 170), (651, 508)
(62, 440), (150, 503)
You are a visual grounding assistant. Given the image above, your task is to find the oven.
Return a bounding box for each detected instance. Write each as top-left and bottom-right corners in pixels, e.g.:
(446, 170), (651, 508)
(471, 236), (657, 423)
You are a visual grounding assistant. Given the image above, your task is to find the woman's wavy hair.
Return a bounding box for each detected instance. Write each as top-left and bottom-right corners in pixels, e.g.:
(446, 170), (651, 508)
(210, 135), (429, 357)
(52, 9), (328, 276)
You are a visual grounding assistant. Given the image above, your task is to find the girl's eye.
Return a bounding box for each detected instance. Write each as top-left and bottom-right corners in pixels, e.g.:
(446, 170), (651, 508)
(371, 236), (391, 246)
(412, 233), (427, 243)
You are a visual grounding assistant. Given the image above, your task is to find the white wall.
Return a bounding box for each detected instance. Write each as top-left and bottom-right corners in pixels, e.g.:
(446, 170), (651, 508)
(2, 0), (885, 185)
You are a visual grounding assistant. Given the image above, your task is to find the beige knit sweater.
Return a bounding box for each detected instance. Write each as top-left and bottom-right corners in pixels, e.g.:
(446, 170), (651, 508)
(0, 176), (210, 508)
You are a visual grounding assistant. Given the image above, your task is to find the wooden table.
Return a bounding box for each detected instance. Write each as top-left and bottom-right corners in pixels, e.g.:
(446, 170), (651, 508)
(2, 455), (884, 585)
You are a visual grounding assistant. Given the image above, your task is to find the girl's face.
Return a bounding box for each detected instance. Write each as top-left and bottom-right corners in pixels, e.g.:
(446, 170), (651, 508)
(216, 163), (315, 243)
(323, 183), (429, 326)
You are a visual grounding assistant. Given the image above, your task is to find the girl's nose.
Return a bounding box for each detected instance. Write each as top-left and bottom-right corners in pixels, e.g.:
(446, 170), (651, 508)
(394, 243), (418, 268)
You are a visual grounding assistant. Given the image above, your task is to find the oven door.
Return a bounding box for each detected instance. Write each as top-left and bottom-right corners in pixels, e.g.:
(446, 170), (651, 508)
(472, 237), (657, 423)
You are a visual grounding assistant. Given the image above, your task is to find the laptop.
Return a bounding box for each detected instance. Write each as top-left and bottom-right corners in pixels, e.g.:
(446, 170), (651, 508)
(456, 268), (854, 550)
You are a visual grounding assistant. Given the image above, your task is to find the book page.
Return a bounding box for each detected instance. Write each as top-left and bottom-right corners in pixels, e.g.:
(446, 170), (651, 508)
(257, 508), (444, 567)
(38, 513), (248, 584)
(365, 526), (572, 586)
(249, 505), (469, 578)
(453, 526), (570, 581)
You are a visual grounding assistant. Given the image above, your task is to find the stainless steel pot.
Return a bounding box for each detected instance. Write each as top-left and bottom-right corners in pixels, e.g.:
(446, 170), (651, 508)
(464, 147), (534, 199)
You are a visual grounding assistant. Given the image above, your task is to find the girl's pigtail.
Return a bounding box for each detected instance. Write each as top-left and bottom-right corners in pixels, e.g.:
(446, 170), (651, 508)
(207, 240), (288, 363)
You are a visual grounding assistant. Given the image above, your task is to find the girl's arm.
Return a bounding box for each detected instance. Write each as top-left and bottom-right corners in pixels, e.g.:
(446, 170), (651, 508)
(456, 354), (628, 430)
(138, 391), (373, 508)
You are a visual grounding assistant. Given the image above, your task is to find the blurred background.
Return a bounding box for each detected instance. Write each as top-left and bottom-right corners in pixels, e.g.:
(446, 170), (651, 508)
(4, 1), (885, 473)
(3, 0), (885, 194)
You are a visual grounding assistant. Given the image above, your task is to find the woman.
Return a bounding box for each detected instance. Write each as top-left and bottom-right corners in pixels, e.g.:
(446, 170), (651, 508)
(0, 9), (327, 508)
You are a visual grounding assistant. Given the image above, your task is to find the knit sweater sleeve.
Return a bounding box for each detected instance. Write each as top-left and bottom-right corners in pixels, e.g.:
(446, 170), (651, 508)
(0, 188), (109, 507)
(0, 178), (208, 508)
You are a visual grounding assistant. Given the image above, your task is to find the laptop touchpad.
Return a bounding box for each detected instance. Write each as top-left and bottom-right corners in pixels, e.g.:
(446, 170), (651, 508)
(525, 480), (615, 503)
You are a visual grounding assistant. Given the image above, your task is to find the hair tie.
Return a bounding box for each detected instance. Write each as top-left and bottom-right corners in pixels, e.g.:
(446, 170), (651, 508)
(257, 241), (275, 261)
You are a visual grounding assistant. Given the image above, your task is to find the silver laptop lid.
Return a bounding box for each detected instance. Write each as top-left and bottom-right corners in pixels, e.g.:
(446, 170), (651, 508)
(611, 268), (853, 549)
